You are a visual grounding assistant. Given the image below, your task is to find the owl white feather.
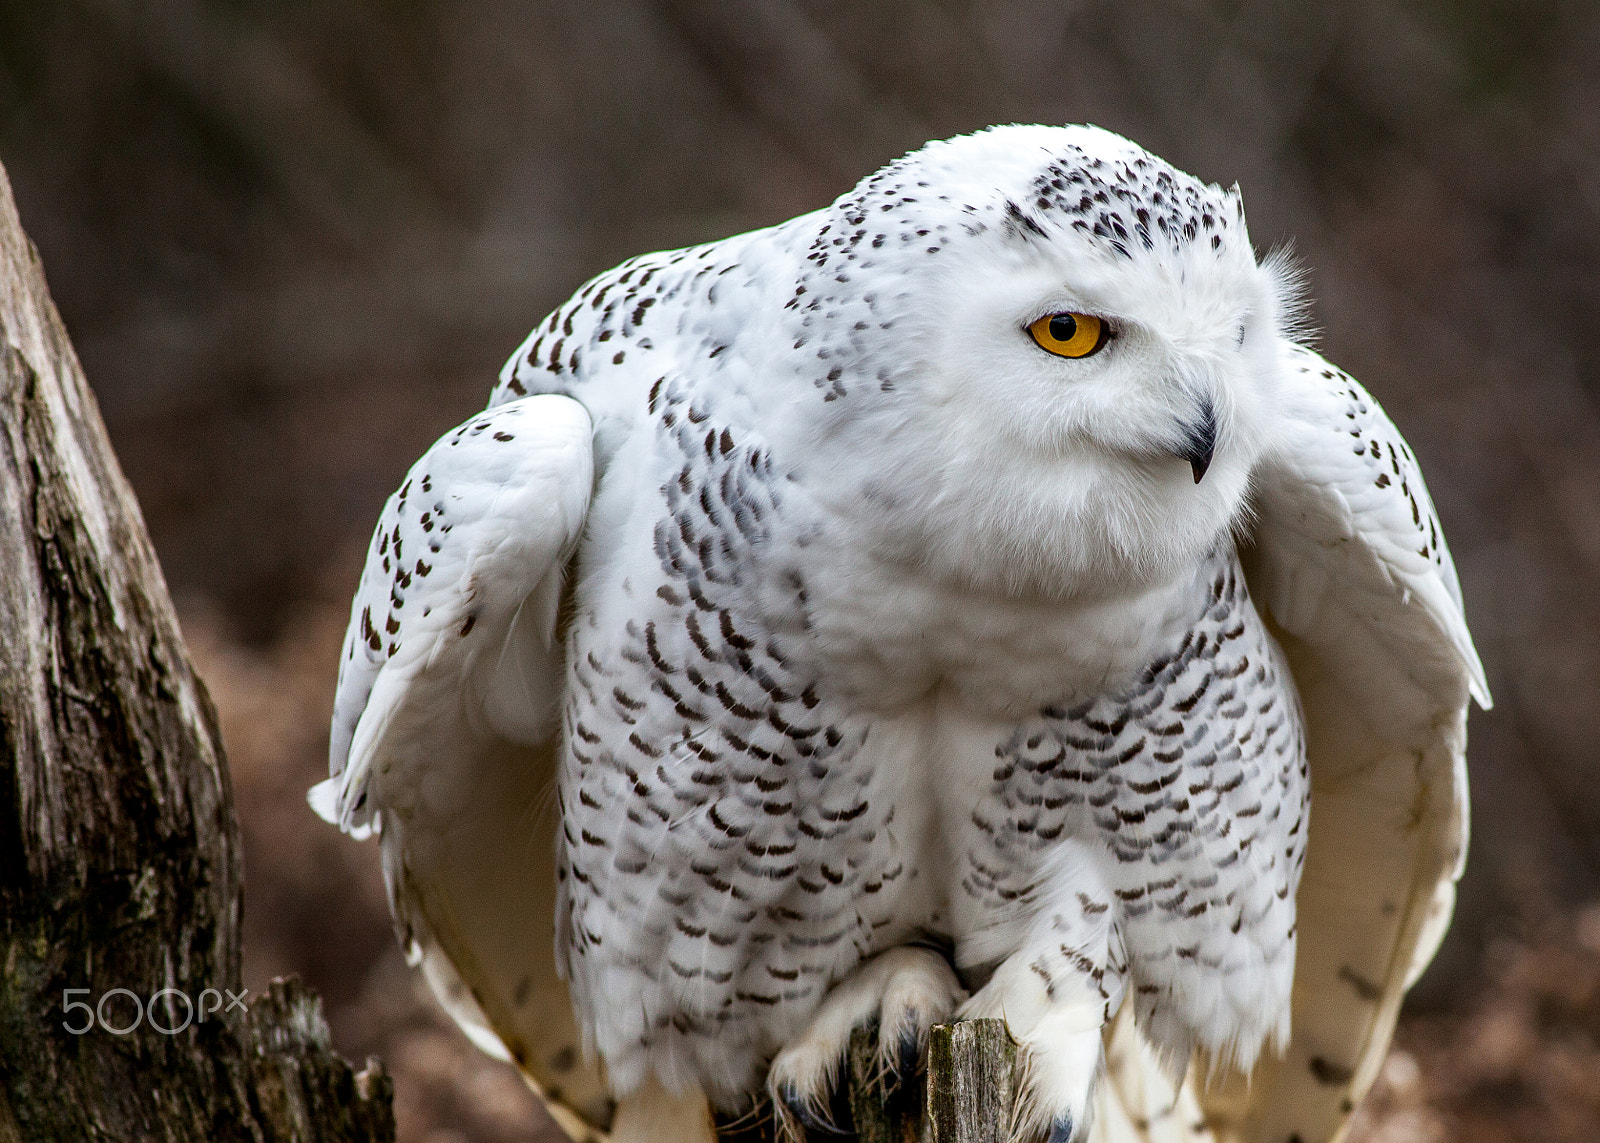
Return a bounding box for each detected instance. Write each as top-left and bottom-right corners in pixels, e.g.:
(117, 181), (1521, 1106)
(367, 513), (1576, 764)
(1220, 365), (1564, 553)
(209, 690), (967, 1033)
(313, 124), (1487, 1143)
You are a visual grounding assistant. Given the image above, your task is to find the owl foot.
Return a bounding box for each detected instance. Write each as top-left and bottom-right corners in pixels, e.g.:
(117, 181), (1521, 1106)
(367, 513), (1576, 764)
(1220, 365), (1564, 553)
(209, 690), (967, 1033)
(958, 951), (1116, 1143)
(767, 945), (965, 1140)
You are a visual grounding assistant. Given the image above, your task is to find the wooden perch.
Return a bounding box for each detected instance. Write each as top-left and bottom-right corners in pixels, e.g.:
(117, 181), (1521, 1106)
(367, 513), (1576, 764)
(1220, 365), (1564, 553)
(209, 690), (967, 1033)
(719, 1019), (1020, 1143)
(853, 1019), (1018, 1143)
(0, 159), (393, 1142)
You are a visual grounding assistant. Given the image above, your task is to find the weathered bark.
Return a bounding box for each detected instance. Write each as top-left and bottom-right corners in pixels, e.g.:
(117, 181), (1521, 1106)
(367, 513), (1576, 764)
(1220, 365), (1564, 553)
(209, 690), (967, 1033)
(922, 1022), (1017, 1143)
(714, 1020), (1017, 1143)
(845, 1020), (1018, 1143)
(0, 160), (392, 1141)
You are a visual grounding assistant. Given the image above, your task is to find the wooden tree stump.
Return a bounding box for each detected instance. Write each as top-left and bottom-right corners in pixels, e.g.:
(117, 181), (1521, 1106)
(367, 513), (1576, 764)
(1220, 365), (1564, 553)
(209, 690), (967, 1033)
(0, 159), (393, 1142)
(845, 1020), (1018, 1143)
(713, 1019), (1019, 1143)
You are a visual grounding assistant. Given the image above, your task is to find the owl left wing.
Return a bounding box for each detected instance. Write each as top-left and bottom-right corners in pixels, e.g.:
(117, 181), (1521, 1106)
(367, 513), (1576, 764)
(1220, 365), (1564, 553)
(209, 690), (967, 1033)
(310, 394), (619, 1139)
(1194, 342), (1488, 1143)
(314, 394), (594, 837)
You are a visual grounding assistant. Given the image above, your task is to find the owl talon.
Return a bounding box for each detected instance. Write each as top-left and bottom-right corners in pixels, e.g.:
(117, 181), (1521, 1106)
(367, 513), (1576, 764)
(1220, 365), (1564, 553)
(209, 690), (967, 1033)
(957, 865), (1122, 1143)
(777, 1082), (838, 1135)
(894, 1029), (919, 1084)
(768, 946), (964, 1138)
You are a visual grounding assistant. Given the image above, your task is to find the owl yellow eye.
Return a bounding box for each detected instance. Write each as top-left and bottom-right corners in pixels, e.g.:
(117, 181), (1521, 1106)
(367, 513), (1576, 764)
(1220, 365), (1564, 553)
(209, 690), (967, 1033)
(1028, 312), (1109, 359)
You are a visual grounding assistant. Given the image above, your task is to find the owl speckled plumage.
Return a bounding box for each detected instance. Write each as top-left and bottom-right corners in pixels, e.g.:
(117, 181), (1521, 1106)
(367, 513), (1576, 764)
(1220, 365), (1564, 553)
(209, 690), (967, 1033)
(313, 125), (1487, 1143)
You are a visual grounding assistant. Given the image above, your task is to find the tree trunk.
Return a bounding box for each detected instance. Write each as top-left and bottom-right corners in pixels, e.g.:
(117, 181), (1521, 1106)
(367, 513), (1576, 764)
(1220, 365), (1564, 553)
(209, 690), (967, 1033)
(0, 160), (393, 1142)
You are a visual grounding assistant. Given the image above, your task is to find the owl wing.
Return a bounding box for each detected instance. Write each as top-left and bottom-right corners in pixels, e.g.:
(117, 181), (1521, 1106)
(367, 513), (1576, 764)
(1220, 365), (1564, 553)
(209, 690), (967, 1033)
(1179, 342), (1488, 1143)
(309, 394), (619, 1140)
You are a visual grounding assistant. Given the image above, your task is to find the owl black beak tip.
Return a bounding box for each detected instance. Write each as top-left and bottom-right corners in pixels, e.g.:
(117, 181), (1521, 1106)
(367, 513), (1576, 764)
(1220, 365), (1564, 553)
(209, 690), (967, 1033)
(1179, 399), (1218, 484)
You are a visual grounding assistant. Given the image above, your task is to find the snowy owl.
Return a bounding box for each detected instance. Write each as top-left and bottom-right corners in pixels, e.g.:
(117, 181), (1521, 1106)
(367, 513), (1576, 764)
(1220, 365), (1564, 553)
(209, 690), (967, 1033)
(312, 124), (1488, 1143)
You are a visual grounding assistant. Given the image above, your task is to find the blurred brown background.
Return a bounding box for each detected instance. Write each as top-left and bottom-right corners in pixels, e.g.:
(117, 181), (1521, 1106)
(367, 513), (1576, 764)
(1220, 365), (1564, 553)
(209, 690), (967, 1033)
(2, 2), (1598, 1140)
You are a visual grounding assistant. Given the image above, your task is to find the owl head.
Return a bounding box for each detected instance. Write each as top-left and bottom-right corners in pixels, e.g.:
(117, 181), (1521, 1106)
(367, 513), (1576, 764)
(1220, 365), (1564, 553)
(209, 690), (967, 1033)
(794, 124), (1303, 600)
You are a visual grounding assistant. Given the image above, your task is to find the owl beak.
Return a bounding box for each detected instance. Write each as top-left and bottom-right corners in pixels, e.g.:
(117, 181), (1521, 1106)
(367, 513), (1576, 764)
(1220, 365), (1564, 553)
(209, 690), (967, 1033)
(1178, 398), (1217, 483)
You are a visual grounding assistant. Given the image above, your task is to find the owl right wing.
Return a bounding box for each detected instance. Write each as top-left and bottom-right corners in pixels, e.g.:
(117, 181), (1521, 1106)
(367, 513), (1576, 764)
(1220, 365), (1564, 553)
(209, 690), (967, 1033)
(309, 394), (623, 1140)
(1190, 342), (1488, 1143)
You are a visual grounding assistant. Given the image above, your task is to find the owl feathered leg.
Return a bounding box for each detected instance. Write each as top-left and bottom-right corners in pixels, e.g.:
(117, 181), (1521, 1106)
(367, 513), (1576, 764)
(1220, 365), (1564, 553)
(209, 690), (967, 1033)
(958, 852), (1127, 1143)
(765, 946), (965, 1141)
